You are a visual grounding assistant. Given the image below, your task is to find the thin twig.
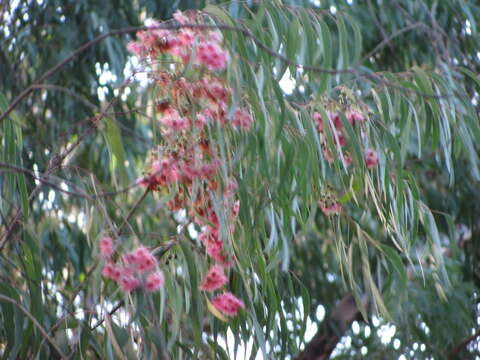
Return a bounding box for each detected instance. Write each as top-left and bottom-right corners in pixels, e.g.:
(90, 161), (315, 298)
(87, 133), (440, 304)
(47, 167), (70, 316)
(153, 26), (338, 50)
(0, 161), (140, 199)
(90, 301), (124, 330)
(359, 22), (426, 64)
(117, 187), (150, 236)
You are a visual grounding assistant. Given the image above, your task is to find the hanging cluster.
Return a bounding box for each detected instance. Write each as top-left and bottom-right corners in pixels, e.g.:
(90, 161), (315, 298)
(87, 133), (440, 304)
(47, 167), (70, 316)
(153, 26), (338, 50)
(313, 108), (379, 215)
(101, 237), (164, 293)
(312, 110), (378, 168)
(122, 10), (249, 316)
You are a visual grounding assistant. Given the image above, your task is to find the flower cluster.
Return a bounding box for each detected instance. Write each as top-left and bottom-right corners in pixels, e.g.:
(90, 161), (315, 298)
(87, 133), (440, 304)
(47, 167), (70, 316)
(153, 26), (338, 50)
(128, 11), (249, 317)
(101, 238), (164, 293)
(127, 12), (229, 72)
(312, 110), (379, 169)
(211, 292), (245, 316)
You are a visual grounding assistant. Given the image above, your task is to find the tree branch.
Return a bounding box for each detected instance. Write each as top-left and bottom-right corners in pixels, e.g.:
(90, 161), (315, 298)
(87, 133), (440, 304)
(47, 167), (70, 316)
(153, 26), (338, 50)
(448, 328), (480, 360)
(0, 17), (454, 126)
(0, 294), (68, 359)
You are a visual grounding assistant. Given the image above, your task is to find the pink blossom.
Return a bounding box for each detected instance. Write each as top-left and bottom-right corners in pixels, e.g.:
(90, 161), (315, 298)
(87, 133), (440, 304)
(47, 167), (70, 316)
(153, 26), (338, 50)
(205, 81), (231, 102)
(151, 160), (162, 174)
(320, 200), (342, 215)
(343, 152), (353, 167)
(132, 246), (157, 273)
(232, 108), (253, 130)
(207, 242), (231, 267)
(102, 262), (121, 281)
(199, 265), (228, 291)
(224, 178), (238, 198)
(136, 30), (158, 48)
(99, 236), (114, 259)
(173, 10), (189, 25)
(346, 110), (365, 125)
(136, 176), (149, 187)
(365, 149), (379, 168)
(119, 274), (140, 292)
(199, 227), (219, 246)
(333, 130), (346, 147)
(178, 29), (195, 46)
(123, 252), (137, 265)
(330, 113), (343, 129)
(313, 112), (324, 133)
(160, 109), (190, 132)
(126, 41), (145, 56)
(145, 271), (165, 292)
(232, 200), (240, 219)
(199, 227), (231, 265)
(322, 145), (335, 163)
(208, 31), (223, 43)
(212, 292), (245, 316)
(196, 41), (229, 70)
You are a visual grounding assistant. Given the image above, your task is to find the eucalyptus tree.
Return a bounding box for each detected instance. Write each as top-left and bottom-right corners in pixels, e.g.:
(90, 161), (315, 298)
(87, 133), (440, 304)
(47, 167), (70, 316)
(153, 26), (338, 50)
(0, 1), (479, 359)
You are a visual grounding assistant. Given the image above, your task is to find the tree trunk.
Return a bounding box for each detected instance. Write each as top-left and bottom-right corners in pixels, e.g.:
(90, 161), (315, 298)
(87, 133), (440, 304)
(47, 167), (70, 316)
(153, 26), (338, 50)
(296, 294), (368, 360)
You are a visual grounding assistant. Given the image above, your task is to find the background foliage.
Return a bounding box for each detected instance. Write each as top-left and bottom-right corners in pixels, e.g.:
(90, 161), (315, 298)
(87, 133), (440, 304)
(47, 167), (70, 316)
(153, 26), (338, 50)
(1, 0), (480, 359)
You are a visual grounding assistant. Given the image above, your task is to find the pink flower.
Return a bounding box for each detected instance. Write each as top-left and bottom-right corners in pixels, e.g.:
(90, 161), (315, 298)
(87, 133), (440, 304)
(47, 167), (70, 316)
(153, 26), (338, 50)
(102, 262), (121, 281)
(232, 108), (253, 130)
(330, 113), (343, 129)
(333, 131), (346, 147)
(136, 30), (158, 48)
(346, 110), (365, 125)
(136, 176), (149, 187)
(122, 252), (137, 265)
(208, 31), (223, 43)
(322, 145), (335, 163)
(344, 152), (353, 167)
(365, 149), (379, 168)
(207, 244), (232, 267)
(173, 10), (189, 24)
(196, 41), (229, 70)
(199, 227), (219, 246)
(313, 112), (324, 133)
(178, 29), (195, 46)
(145, 271), (165, 292)
(199, 265), (228, 291)
(212, 292), (245, 316)
(126, 41), (145, 56)
(319, 200), (342, 215)
(160, 109), (190, 132)
(99, 236), (114, 259)
(232, 200), (240, 219)
(119, 274), (140, 292)
(133, 246), (157, 272)
(224, 178), (238, 197)
(233, 108), (252, 128)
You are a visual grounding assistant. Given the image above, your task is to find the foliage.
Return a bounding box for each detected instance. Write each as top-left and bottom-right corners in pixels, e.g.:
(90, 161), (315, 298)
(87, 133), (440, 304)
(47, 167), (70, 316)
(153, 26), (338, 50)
(0, 0), (479, 359)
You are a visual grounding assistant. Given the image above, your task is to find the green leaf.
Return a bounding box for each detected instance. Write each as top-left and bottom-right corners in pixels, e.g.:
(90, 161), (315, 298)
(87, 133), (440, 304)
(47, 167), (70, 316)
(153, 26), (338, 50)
(179, 241), (202, 354)
(103, 117), (128, 186)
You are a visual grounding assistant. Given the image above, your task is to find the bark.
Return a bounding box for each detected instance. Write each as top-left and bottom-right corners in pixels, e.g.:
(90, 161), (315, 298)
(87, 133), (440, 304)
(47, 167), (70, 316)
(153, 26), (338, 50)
(296, 294), (368, 360)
